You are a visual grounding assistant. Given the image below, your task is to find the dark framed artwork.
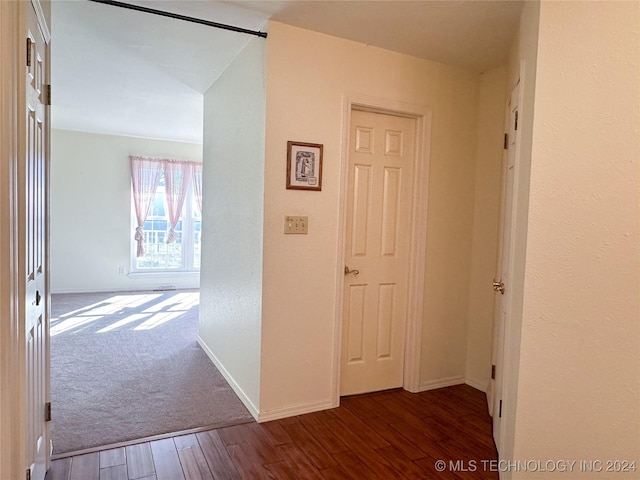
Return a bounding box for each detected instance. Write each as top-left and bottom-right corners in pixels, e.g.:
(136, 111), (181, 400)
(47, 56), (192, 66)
(286, 141), (323, 191)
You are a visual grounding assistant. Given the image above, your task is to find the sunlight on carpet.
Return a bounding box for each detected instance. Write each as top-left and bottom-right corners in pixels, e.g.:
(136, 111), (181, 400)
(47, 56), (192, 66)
(50, 290), (253, 455)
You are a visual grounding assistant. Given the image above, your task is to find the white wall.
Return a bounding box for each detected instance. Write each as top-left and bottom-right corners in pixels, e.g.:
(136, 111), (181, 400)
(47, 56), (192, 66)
(260, 21), (481, 418)
(198, 37), (266, 417)
(465, 66), (507, 392)
(510, 2), (640, 477)
(50, 129), (202, 293)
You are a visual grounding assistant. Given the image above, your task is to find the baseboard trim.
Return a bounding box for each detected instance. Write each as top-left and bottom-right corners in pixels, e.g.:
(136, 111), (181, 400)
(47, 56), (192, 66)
(464, 377), (488, 393)
(258, 399), (338, 423)
(51, 285), (199, 295)
(418, 375), (465, 392)
(197, 336), (260, 420)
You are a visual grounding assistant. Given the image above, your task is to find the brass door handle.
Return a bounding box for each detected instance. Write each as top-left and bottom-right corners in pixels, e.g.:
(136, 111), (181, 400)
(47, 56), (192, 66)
(344, 266), (360, 276)
(492, 280), (505, 295)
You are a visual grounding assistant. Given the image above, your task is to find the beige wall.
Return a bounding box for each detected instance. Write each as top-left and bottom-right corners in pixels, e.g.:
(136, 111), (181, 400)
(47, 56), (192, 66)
(260, 21), (481, 418)
(199, 37), (266, 416)
(510, 1), (640, 476)
(50, 129), (202, 293)
(464, 66), (507, 392)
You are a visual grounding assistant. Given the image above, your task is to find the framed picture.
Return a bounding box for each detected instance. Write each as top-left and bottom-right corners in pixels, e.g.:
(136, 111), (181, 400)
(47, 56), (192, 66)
(286, 141), (323, 191)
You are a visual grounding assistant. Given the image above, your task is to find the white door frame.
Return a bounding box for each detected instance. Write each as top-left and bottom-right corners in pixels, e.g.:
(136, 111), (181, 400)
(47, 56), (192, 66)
(0, 1), (51, 478)
(332, 93), (432, 402)
(0, 3), (22, 479)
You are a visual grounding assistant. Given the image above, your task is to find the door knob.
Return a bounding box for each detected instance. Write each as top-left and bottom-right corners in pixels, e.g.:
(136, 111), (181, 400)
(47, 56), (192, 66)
(35, 290), (42, 306)
(492, 280), (505, 295)
(344, 266), (360, 276)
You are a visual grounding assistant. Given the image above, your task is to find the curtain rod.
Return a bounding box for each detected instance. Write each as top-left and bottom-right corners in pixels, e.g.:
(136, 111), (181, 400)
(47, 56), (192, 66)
(87, 0), (268, 38)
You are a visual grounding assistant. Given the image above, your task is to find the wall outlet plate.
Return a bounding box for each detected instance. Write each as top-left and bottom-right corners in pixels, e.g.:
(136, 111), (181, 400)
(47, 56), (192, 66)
(284, 215), (308, 234)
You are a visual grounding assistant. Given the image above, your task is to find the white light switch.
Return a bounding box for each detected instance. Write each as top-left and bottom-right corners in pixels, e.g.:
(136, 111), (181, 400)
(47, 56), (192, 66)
(284, 215), (308, 234)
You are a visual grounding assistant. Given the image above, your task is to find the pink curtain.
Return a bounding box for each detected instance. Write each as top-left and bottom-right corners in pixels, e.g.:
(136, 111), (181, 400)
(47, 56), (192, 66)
(191, 163), (203, 215)
(130, 156), (162, 257)
(163, 160), (192, 244)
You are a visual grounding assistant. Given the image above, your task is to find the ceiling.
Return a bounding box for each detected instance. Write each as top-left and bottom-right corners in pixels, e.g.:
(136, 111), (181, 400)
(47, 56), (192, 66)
(51, 0), (523, 143)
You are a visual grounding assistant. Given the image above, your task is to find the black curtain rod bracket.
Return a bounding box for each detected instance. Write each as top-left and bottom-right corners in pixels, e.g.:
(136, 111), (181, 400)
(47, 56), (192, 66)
(88, 0), (268, 38)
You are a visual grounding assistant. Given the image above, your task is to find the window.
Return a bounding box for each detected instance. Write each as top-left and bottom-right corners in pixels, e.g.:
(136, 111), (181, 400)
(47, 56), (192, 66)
(130, 156), (202, 273)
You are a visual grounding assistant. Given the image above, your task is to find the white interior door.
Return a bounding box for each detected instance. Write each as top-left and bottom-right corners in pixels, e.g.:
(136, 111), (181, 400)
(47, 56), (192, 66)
(490, 80), (519, 452)
(341, 109), (416, 396)
(24, 3), (49, 478)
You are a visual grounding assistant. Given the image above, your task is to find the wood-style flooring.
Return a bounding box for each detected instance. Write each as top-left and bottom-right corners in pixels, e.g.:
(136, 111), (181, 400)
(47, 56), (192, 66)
(45, 384), (498, 480)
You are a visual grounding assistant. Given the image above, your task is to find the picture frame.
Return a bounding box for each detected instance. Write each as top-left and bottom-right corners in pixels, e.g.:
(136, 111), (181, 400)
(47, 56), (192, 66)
(286, 141), (323, 191)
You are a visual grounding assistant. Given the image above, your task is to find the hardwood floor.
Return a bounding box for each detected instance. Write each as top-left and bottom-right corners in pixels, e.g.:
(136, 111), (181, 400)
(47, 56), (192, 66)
(45, 385), (499, 480)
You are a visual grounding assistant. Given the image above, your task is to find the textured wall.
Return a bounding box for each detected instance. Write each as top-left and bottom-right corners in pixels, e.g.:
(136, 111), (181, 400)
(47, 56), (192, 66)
(512, 1), (640, 476)
(199, 37), (266, 415)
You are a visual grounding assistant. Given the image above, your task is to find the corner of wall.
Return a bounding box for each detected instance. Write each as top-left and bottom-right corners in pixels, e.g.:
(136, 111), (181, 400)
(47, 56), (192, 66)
(199, 36), (266, 414)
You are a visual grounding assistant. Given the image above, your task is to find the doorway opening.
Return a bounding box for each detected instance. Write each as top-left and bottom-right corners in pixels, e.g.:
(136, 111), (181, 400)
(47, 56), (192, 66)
(48, 0), (262, 456)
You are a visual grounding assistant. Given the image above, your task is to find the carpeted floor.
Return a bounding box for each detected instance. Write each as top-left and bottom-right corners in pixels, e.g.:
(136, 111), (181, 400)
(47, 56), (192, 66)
(50, 290), (253, 455)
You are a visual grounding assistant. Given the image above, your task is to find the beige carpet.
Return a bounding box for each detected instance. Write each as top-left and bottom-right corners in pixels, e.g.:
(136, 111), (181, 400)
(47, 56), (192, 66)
(50, 290), (253, 455)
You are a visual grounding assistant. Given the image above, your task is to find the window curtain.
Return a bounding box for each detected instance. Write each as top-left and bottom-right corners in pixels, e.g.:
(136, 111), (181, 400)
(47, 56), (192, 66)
(130, 156), (162, 257)
(163, 160), (192, 244)
(191, 163), (203, 215)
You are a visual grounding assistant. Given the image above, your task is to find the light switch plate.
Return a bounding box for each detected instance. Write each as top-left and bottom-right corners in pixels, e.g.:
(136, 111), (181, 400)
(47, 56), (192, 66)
(284, 215), (308, 234)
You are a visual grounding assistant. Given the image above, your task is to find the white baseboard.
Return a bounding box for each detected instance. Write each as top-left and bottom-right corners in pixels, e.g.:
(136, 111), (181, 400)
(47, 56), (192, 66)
(51, 286), (199, 295)
(197, 336), (260, 420)
(464, 376), (488, 393)
(418, 375), (465, 392)
(258, 399), (338, 423)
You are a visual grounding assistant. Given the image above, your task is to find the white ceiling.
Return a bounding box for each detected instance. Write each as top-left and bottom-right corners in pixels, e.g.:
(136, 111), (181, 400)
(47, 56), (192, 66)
(51, 0), (523, 143)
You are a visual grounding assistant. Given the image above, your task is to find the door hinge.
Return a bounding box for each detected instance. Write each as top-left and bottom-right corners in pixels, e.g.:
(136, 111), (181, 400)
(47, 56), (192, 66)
(45, 402), (51, 422)
(26, 468), (31, 480)
(44, 85), (52, 106)
(503, 133), (508, 149)
(491, 365), (496, 380)
(499, 400), (503, 418)
(26, 38), (32, 67)
(514, 111), (518, 131)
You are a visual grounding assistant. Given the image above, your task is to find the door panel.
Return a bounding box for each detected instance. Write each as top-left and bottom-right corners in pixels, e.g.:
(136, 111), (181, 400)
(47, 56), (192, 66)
(24, 3), (49, 479)
(341, 110), (415, 396)
(381, 168), (401, 256)
(351, 165), (372, 256)
(346, 285), (366, 362)
(375, 283), (395, 358)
